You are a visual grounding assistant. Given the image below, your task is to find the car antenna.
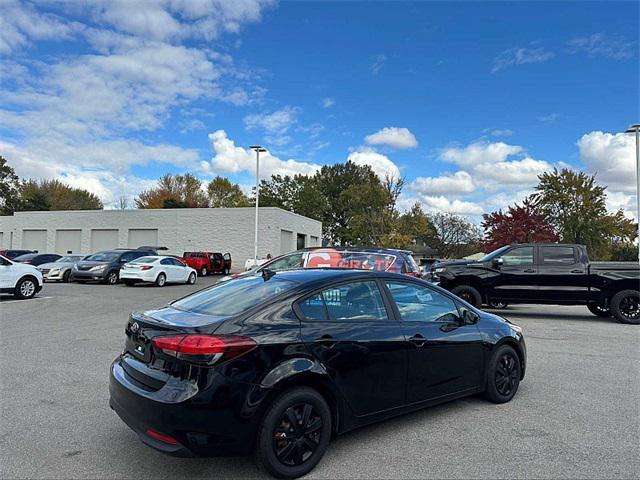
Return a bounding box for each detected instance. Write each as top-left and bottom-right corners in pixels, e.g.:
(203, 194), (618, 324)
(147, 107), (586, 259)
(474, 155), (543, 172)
(261, 268), (276, 281)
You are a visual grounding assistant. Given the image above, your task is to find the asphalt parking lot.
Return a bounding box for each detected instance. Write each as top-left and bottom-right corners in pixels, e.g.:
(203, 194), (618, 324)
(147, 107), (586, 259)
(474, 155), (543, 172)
(1, 279), (639, 479)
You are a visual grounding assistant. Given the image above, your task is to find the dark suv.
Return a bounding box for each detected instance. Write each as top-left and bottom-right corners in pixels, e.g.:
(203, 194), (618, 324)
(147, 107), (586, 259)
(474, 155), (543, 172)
(71, 248), (156, 284)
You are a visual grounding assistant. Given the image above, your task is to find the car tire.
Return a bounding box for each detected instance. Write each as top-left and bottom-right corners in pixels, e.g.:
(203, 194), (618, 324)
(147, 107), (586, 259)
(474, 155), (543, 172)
(451, 285), (482, 308)
(155, 273), (166, 287)
(256, 387), (332, 479)
(105, 271), (119, 285)
(186, 272), (196, 285)
(14, 276), (38, 300)
(488, 300), (508, 309)
(483, 344), (521, 404)
(200, 267), (208, 277)
(610, 290), (640, 325)
(587, 302), (611, 317)
(62, 270), (71, 283)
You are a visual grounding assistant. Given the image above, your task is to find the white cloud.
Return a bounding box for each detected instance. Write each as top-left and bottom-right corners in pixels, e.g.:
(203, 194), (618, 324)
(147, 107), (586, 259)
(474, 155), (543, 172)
(204, 130), (320, 179)
(492, 47), (555, 73)
(347, 148), (401, 180)
(370, 54), (387, 75)
(400, 194), (483, 215)
(410, 171), (475, 195)
(321, 97), (335, 108)
(538, 113), (559, 123)
(0, 0), (79, 54)
(490, 129), (513, 137)
(441, 142), (523, 168)
(244, 106), (300, 135)
(567, 33), (634, 60)
(365, 127), (418, 149)
(577, 131), (636, 192)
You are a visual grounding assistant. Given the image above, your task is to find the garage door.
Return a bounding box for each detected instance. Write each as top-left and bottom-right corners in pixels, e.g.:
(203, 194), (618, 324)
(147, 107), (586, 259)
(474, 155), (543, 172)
(55, 229), (82, 254)
(128, 229), (158, 249)
(280, 229), (293, 255)
(91, 229), (119, 252)
(22, 230), (47, 253)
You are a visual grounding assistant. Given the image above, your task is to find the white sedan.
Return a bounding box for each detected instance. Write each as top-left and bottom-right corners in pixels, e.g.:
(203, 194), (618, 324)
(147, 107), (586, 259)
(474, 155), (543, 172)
(120, 256), (197, 287)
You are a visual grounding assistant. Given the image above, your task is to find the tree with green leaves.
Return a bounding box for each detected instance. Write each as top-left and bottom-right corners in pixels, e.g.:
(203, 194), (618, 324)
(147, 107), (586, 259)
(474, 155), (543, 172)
(135, 173), (208, 209)
(429, 212), (482, 258)
(207, 176), (250, 208)
(0, 156), (21, 215)
(532, 168), (637, 259)
(19, 179), (103, 211)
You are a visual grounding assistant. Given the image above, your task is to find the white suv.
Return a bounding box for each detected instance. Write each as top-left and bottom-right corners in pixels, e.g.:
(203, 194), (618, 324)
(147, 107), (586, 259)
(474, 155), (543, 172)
(0, 255), (44, 299)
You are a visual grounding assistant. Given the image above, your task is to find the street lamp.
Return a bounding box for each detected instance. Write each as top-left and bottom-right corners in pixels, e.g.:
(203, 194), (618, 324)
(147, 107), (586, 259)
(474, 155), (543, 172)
(623, 124), (640, 262)
(250, 145), (267, 264)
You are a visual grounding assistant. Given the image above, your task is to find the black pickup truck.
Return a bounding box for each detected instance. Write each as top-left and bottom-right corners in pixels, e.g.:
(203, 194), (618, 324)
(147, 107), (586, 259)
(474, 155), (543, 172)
(428, 243), (639, 324)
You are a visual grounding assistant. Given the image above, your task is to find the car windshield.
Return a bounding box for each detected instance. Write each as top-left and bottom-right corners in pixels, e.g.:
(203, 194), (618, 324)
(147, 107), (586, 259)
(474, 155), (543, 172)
(57, 256), (83, 263)
(130, 256), (157, 264)
(14, 254), (37, 261)
(478, 246), (511, 263)
(183, 252), (201, 258)
(305, 250), (397, 271)
(85, 252), (120, 262)
(172, 275), (298, 317)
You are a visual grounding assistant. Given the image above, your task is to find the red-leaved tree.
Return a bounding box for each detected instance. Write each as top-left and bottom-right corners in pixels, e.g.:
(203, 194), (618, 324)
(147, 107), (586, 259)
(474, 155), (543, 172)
(481, 197), (558, 251)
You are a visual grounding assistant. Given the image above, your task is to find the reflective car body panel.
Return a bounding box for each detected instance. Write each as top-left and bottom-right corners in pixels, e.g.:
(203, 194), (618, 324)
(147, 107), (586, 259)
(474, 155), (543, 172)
(110, 269), (526, 458)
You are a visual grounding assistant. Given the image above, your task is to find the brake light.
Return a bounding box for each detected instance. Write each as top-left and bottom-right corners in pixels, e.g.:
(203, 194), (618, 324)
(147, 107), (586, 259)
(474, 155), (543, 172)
(152, 334), (256, 364)
(140, 265), (153, 270)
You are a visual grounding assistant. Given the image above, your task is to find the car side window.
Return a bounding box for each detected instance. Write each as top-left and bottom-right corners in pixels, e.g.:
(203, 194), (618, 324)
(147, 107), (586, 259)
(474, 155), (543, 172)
(171, 258), (186, 266)
(267, 253), (304, 271)
(321, 281), (389, 321)
(502, 247), (534, 266)
(120, 252), (136, 262)
(541, 246), (576, 264)
(385, 281), (459, 323)
(298, 294), (328, 321)
(160, 258), (172, 265)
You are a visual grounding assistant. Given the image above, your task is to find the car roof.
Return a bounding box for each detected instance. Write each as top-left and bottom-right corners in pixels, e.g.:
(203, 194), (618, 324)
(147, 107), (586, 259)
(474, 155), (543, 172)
(295, 246), (412, 255)
(254, 268), (413, 285)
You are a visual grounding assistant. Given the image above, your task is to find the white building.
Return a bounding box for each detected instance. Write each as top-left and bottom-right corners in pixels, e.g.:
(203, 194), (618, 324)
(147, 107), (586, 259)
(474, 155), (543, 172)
(0, 207), (322, 266)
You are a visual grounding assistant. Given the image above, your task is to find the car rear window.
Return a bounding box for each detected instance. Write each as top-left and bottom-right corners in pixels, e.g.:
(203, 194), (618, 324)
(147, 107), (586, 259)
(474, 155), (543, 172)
(86, 252), (120, 262)
(130, 256), (157, 264)
(171, 275), (298, 317)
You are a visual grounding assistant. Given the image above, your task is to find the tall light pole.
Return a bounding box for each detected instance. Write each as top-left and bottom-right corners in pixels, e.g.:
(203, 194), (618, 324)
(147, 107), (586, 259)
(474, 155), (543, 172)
(624, 124), (640, 262)
(250, 145), (267, 264)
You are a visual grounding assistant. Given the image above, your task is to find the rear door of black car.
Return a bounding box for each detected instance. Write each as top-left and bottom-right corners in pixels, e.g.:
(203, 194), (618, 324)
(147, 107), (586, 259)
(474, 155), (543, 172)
(382, 280), (484, 403)
(297, 280), (407, 416)
(535, 245), (590, 302)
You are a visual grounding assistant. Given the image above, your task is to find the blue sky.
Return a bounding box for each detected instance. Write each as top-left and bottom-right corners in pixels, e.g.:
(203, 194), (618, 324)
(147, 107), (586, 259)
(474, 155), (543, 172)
(1, 0), (638, 219)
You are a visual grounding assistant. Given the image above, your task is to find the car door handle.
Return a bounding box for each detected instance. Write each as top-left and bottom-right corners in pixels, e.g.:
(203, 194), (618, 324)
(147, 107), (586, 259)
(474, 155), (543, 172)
(571, 269), (584, 273)
(317, 335), (336, 349)
(408, 334), (426, 348)
(523, 269), (535, 273)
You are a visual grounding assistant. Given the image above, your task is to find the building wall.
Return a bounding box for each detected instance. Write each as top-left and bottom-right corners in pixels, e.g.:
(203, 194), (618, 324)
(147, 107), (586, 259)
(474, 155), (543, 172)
(0, 208), (322, 266)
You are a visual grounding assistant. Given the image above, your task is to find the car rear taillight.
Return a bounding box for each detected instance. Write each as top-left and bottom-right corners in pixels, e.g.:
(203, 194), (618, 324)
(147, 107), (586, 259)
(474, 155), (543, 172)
(151, 334), (256, 365)
(140, 265), (153, 270)
(146, 429), (179, 445)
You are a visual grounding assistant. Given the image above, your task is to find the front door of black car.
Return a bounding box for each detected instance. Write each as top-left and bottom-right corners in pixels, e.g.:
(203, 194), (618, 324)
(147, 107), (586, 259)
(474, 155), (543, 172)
(297, 280), (407, 417)
(383, 281), (484, 403)
(487, 246), (538, 301)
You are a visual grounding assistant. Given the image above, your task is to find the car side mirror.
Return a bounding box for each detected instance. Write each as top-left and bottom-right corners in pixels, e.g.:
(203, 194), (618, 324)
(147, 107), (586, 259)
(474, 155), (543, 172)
(463, 309), (480, 325)
(493, 257), (504, 267)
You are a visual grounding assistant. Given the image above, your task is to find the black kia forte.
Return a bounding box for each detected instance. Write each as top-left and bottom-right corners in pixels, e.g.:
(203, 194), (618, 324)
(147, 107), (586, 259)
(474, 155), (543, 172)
(110, 269), (526, 478)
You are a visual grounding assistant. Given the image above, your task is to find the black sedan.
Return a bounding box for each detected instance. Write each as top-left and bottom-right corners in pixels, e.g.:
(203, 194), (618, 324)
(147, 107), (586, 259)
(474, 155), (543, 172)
(13, 252), (62, 266)
(110, 269), (526, 478)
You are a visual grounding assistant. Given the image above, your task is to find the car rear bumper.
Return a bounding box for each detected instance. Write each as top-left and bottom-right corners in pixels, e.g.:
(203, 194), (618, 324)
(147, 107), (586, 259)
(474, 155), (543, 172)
(120, 271), (156, 282)
(109, 357), (266, 457)
(43, 270), (66, 281)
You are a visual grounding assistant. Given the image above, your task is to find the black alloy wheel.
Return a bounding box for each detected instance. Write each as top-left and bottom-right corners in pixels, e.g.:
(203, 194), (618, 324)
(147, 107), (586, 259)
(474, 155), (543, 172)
(484, 345), (521, 403)
(488, 300), (508, 309)
(611, 290), (640, 325)
(587, 302), (611, 317)
(451, 285), (482, 308)
(257, 387), (331, 479)
(495, 352), (519, 397)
